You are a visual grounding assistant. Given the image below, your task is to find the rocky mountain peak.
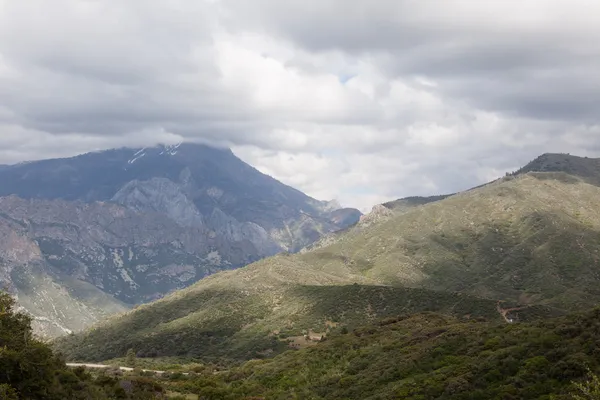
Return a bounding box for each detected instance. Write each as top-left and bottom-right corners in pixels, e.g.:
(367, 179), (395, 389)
(358, 204), (394, 227)
(0, 142), (360, 337)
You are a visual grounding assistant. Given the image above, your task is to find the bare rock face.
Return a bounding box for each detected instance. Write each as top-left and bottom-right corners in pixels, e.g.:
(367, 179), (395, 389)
(0, 143), (361, 337)
(358, 204), (395, 227)
(0, 196), (280, 336)
(113, 177), (205, 228)
(206, 208), (281, 256)
(112, 177), (283, 256)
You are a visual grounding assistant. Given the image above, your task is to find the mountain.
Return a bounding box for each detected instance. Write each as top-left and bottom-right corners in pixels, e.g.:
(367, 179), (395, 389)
(0, 143), (360, 337)
(298, 156), (600, 311)
(0, 195), (269, 337)
(54, 153), (600, 363)
(0, 143), (360, 251)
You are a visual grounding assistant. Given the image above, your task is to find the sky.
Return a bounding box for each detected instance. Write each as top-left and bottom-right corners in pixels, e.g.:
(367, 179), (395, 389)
(1, 0), (599, 211)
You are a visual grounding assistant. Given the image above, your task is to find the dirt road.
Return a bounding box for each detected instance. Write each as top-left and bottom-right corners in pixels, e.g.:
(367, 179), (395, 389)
(66, 363), (169, 375)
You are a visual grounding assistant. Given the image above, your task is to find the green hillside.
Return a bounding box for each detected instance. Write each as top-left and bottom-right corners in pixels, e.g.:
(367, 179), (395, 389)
(161, 309), (600, 400)
(299, 171), (600, 311)
(383, 194), (452, 212)
(56, 154), (600, 363)
(55, 270), (521, 362)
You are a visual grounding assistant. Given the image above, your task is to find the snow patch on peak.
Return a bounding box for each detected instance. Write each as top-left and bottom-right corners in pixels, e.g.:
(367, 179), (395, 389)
(128, 150), (146, 164)
(159, 142), (182, 156)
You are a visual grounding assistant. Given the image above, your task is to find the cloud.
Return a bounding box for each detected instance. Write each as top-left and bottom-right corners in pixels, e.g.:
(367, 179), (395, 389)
(0, 0), (599, 210)
(222, 0), (600, 120)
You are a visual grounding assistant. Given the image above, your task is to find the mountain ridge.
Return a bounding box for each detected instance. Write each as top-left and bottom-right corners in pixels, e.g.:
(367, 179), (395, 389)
(0, 143), (361, 248)
(54, 153), (600, 362)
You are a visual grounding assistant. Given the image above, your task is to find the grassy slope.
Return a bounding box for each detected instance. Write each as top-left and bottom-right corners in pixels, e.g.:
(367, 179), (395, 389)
(304, 194), (450, 253)
(383, 194), (452, 212)
(54, 258), (512, 362)
(164, 309), (600, 400)
(299, 171), (600, 310)
(56, 155), (600, 363)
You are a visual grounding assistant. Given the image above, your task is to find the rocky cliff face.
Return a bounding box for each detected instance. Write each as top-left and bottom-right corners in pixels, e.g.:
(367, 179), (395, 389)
(0, 196), (274, 336)
(0, 143), (360, 336)
(0, 143), (360, 250)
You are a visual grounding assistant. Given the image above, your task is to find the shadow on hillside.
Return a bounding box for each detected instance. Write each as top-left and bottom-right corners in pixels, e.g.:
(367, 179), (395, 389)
(416, 210), (600, 312)
(288, 284), (500, 326)
(528, 172), (583, 185)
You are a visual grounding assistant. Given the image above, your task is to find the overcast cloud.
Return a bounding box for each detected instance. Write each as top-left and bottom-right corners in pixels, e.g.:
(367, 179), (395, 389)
(0, 0), (599, 211)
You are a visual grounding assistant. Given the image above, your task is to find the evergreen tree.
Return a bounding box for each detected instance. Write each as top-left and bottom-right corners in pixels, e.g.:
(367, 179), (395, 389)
(0, 384), (18, 400)
(0, 291), (65, 399)
(573, 370), (600, 399)
(126, 348), (137, 368)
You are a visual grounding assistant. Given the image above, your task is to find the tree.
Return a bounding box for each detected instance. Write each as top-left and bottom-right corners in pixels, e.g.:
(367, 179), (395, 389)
(0, 291), (66, 399)
(0, 384), (18, 400)
(0, 291), (166, 399)
(126, 348), (137, 368)
(572, 370), (600, 399)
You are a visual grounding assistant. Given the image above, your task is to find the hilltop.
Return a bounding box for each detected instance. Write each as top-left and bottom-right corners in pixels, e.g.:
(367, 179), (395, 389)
(55, 153), (600, 362)
(514, 153), (600, 186)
